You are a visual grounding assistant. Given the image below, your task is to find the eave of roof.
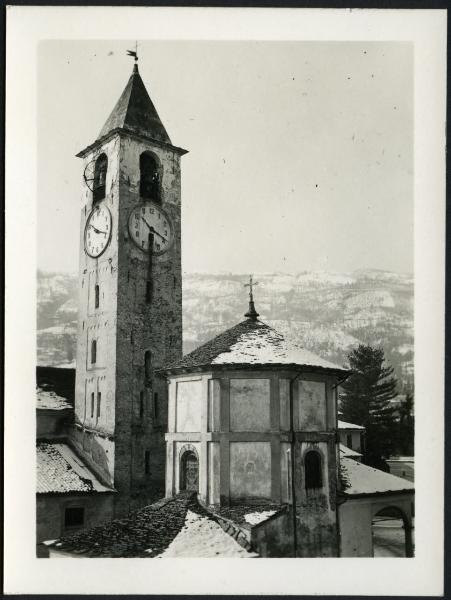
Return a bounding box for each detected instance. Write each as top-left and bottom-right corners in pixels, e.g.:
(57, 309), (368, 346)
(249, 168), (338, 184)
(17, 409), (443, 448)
(76, 127), (188, 159)
(162, 318), (349, 376)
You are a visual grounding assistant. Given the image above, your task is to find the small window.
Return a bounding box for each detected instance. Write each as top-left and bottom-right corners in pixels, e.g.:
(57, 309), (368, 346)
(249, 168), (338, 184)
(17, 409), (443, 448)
(140, 152), (160, 201)
(346, 433), (353, 449)
(145, 450), (151, 475)
(95, 284), (100, 309)
(140, 391), (145, 419)
(97, 391), (101, 418)
(305, 450), (322, 490)
(93, 154), (108, 202)
(91, 339), (97, 364)
(65, 506), (85, 529)
(144, 350), (152, 380)
(91, 392), (95, 418)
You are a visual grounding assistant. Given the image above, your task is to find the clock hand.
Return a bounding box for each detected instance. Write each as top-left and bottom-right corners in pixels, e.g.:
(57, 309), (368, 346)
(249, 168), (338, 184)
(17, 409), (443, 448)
(90, 224), (107, 235)
(141, 217), (167, 242)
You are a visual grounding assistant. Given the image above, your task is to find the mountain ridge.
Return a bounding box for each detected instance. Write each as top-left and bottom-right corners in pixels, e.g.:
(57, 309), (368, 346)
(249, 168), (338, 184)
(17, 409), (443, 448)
(37, 269), (413, 388)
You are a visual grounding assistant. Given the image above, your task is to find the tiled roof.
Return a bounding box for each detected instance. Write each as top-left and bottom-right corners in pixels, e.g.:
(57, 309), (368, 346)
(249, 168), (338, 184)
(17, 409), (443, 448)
(36, 442), (113, 494)
(339, 443), (362, 458)
(97, 65), (171, 144)
(46, 493), (249, 558)
(338, 419), (365, 430)
(166, 318), (348, 374)
(36, 388), (72, 411)
(341, 457), (414, 496)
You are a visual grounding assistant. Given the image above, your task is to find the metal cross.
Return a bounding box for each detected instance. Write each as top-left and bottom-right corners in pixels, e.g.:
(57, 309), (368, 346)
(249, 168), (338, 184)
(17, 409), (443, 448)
(244, 275), (259, 302)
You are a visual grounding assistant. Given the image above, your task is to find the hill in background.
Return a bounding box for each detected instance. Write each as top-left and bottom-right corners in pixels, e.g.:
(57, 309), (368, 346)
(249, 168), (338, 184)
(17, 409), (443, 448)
(37, 269), (413, 389)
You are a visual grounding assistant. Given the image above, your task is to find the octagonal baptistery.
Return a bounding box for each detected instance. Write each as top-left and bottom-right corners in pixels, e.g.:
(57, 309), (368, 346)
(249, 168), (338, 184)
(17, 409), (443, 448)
(162, 307), (350, 557)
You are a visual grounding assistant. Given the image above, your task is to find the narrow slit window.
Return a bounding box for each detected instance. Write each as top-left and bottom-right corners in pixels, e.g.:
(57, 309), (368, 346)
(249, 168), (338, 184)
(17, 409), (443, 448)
(305, 450), (322, 490)
(91, 339), (97, 364)
(97, 391), (101, 418)
(144, 350), (152, 380)
(91, 392), (95, 418)
(95, 284), (100, 309)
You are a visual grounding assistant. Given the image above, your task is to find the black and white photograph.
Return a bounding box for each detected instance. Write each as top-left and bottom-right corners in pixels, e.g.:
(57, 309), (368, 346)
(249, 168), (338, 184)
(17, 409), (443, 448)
(4, 6), (446, 596)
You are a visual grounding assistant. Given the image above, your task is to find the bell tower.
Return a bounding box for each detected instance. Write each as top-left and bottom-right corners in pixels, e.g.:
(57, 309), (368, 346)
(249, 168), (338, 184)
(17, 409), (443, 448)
(72, 58), (187, 516)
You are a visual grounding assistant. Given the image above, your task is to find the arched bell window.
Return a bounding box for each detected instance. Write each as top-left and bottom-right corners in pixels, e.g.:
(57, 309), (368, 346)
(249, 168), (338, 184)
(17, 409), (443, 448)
(93, 153), (108, 202)
(140, 152), (160, 201)
(304, 450), (322, 490)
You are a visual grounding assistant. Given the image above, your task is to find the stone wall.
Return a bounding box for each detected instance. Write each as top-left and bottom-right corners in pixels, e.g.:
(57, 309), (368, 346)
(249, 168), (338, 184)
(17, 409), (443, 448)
(74, 131), (184, 517)
(36, 493), (115, 547)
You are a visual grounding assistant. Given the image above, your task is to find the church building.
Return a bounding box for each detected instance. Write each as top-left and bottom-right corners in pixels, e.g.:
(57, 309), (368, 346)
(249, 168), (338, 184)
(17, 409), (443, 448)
(71, 57), (186, 516)
(39, 56), (415, 558)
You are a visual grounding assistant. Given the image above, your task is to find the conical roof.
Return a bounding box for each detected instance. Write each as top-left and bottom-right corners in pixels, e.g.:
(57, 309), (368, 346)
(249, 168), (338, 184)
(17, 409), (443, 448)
(165, 318), (349, 374)
(97, 64), (171, 144)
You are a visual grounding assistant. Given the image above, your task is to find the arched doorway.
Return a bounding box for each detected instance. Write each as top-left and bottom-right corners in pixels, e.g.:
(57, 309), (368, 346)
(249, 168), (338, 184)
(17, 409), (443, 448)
(372, 506), (413, 557)
(180, 450), (199, 492)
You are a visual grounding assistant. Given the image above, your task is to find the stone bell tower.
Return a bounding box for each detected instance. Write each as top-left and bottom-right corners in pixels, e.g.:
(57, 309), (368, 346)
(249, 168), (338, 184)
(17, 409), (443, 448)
(71, 57), (187, 516)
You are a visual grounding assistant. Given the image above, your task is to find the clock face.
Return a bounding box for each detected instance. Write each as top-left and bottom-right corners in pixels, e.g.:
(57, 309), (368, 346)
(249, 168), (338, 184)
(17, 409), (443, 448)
(128, 203), (174, 255)
(84, 205), (112, 258)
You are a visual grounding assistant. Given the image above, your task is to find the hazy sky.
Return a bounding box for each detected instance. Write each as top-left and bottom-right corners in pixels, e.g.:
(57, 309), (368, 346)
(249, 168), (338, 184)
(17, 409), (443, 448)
(38, 40), (413, 275)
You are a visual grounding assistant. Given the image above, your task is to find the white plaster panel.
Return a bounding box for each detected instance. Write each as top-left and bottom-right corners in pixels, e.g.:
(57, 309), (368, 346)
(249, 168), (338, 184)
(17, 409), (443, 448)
(229, 442), (271, 500)
(280, 442), (292, 503)
(297, 380), (327, 431)
(175, 380), (202, 432)
(207, 442), (220, 505)
(208, 379), (220, 432)
(230, 378), (270, 432)
(279, 378), (290, 431)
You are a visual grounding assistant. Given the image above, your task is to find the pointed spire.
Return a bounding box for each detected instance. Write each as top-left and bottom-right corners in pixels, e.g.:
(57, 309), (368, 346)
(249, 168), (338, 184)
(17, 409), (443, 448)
(244, 275), (260, 320)
(97, 59), (171, 144)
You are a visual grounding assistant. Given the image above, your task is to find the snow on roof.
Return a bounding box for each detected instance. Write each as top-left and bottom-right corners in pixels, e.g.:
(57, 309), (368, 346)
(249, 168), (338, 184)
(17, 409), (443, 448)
(36, 388), (72, 411)
(341, 457), (414, 496)
(46, 493), (247, 558)
(167, 318), (349, 374)
(158, 510), (257, 558)
(338, 419), (365, 430)
(339, 443), (362, 458)
(37, 442), (113, 494)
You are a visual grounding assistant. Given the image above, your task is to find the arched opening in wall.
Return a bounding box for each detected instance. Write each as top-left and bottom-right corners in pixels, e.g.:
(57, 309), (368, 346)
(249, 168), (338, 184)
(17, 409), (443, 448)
(372, 506), (414, 557)
(180, 450), (199, 492)
(140, 152), (160, 202)
(93, 154), (108, 203)
(304, 450), (322, 491)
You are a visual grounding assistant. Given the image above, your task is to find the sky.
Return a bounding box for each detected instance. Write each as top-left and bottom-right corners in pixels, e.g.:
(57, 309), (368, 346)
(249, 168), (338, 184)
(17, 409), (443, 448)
(37, 40), (413, 276)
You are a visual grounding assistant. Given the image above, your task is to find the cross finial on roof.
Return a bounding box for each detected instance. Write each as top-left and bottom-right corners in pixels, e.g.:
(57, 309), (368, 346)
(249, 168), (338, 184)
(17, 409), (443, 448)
(244, 275), (259, 320)
(127, 41), (139, 72)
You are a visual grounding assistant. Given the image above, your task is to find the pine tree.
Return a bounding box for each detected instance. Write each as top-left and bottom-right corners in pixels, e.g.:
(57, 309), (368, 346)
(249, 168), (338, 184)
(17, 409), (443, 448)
(340, 344), (398, 468)
(397, 391), (414, 456)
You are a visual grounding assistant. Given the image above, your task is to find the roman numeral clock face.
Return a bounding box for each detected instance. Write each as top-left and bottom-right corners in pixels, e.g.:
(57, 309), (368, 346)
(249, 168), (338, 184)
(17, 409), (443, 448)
(84, 205), (112, 258)
(128, 203), (174, 255)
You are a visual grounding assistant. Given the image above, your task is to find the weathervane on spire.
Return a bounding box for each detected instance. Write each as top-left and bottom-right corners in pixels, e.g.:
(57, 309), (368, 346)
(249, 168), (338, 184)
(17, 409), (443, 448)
(244, 275), (259, 320)
(127, 42), (139, 70)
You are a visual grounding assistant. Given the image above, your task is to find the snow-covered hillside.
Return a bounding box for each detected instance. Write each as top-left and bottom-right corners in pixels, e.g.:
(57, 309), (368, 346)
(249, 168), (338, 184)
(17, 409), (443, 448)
(37, 269), (414, 386)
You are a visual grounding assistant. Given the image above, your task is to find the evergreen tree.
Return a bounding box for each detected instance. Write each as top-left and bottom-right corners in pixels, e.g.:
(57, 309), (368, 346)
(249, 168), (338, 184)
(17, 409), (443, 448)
(397, 391), (414, 456)
(340, 344), (398, 468)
